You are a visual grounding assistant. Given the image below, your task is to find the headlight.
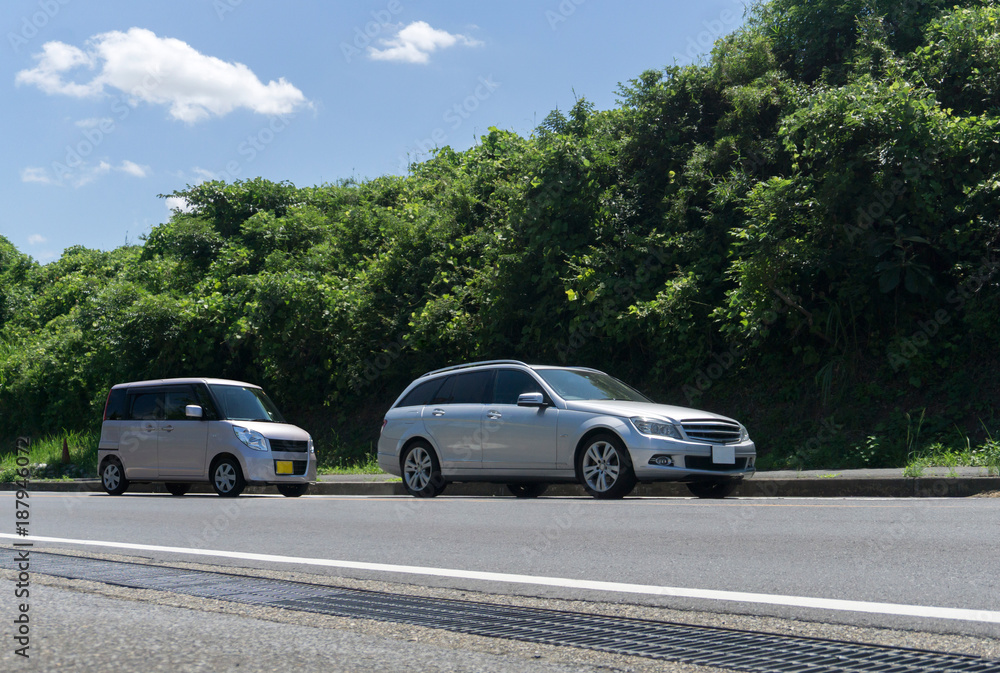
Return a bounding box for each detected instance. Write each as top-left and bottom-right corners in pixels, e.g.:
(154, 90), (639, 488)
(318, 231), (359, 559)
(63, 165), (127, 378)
(233, 425), (269, 451)
(630, 417), (681, 439)
(308, 438), (315, 454)
(739, 424), (749, 442)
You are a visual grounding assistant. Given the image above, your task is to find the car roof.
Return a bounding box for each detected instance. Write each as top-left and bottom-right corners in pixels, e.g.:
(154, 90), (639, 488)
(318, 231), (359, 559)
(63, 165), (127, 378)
(417, 361), (605, 379)
(110, 377), (261, 390)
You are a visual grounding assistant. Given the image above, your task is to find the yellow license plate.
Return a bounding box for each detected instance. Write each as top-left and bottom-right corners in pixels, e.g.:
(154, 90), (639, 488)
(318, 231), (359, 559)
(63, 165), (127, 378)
(275, 461), (294, 474)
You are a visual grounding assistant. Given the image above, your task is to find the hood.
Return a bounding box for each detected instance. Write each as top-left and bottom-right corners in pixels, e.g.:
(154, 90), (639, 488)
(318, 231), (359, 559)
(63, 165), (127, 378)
(562, 399), (737, 424)
(229, 421), (310, 441)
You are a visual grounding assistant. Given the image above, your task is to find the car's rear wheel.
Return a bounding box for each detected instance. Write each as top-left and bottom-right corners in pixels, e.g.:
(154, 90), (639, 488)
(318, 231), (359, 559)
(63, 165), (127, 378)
(165, 482), (190, 496)
(277, 483), (309, 497)
(212, 457), (246, 497)
(100, 458), (129, 496)
(506, 483), (548, 498)
(402, 442), (447, 498)
(576, 433), (636, 499)
(687, 479), (740, 499)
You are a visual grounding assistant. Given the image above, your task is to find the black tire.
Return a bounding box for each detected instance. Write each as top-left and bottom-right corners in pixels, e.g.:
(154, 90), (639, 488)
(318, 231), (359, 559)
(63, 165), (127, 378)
(576, 433), (636, 499)
(401, 441), (447, 498)
(165, 483), (190, 496)
(686, 479), (740, 499)
(277, 483), (309, 497)
(100, 457), (129, 496)
(211, 457), (246, 497)
(506, 483), (548, 498)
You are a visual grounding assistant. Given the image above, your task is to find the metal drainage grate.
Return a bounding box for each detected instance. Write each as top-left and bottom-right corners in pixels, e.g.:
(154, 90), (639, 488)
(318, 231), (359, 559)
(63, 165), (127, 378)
(22, 551), (1000, 673)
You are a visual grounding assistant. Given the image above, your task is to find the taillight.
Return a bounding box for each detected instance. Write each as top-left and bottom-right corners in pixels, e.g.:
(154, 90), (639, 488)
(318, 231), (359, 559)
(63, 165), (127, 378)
(103, 389), (112, 421)
(380, 419), (387, 434)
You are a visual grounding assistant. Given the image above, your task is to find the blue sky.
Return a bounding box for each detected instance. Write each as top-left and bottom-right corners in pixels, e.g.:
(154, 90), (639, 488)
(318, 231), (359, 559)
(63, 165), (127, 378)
(2, 0), (748, 262)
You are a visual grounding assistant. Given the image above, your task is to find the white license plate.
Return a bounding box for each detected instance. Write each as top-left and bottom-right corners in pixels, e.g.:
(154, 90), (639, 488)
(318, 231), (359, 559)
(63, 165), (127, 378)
(712, 445), (736, 464)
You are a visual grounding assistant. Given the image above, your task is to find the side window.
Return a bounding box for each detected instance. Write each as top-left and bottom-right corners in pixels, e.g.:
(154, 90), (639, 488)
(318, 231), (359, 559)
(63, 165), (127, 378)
(129, 391), (163, 420)
(163, 386), (200, 421)
(105, 389), (127, 420)
(450, 371), (494, 404)
(429, 376), (456, 405)
(398, 379), (444, 408)
(492, 370), (543, 405)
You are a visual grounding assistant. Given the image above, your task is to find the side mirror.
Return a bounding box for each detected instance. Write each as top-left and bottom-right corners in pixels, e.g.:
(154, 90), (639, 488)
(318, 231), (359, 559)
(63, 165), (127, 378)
(185, 404), (204, 419)
(516, 392), (547, 407)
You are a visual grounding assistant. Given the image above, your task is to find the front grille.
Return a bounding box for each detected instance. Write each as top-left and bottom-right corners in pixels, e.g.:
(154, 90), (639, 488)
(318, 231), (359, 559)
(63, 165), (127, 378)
(269, 438), (309, 452)
(681, 419), (742, 444)
(274, 459), (308, 476)
(685, 456), (749, 472)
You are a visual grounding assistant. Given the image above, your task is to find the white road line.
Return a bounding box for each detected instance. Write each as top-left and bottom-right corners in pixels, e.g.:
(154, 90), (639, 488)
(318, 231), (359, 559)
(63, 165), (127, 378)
(3, 533), (999, 625)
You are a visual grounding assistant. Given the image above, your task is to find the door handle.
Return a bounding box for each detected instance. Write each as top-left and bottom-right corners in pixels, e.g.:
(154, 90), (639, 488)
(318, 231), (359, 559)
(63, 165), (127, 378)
(143, 423), (156, 433)
(161, 424), (173, 432)
(487, 411), (502, 420)
(432, 408), (446, 417)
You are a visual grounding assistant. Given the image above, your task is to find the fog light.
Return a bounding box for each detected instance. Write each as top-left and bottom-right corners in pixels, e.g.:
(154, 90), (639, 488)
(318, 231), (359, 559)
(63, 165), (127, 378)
(649, 455), (674, 467)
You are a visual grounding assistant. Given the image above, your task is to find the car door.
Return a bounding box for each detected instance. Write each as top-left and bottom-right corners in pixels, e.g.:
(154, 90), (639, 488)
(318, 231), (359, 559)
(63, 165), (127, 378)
(421, 370), (493, 470)
(482, 369), (559, 470)
(157, 384), (209, 477)
(119, 388), (161, 479)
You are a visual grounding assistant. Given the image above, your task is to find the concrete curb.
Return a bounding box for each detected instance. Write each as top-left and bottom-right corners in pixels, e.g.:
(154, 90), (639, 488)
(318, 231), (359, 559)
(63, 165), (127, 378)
(3, 475), (999, 497)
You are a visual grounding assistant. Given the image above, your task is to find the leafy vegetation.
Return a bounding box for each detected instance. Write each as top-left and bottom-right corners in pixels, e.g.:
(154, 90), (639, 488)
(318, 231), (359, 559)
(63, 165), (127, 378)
(0, 430), (98, 482)
(3, 0), (1000, 471)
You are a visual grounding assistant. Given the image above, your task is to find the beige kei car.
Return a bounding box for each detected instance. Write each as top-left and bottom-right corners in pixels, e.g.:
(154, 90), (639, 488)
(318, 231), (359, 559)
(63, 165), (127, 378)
(98, 378), (316, 497)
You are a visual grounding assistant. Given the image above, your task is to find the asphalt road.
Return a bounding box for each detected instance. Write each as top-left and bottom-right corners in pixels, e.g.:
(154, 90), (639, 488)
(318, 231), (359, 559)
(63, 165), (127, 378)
(3, 492), (999, 637)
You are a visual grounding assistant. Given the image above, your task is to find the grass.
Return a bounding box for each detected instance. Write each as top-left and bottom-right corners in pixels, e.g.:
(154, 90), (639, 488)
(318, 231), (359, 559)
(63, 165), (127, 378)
(317, 454), (386, 475)
(902, 438), (1000, 478)
(0, 430), (100, 482)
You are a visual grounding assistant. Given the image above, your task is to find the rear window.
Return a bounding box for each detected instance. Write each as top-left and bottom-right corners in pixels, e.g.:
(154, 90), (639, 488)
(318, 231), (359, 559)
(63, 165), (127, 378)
(398, 379), (444, 408)
(104, 388), (127, 420)
(399, 370), (494, 407)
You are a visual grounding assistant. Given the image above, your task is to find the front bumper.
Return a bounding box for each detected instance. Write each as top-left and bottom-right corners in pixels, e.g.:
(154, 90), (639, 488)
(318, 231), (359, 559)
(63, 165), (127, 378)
(630, 439), (756, 481)
(243, 450), (317, 484)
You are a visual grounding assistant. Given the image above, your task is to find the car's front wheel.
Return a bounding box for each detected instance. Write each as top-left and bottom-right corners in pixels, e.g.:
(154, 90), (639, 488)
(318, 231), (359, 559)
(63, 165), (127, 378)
(402, 442), (446, 498)
(506, 483), (548, 498)
(100, 458), (129, 496)
(212, 457), (246, 497)
(576, 433), (636, 499)
(686, 479), (740, 499)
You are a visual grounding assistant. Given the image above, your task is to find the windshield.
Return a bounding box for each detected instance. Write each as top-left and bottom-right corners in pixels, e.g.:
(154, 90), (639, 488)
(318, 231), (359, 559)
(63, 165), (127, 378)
(536, 369), (652, 402)
(209, 384), (286, 422)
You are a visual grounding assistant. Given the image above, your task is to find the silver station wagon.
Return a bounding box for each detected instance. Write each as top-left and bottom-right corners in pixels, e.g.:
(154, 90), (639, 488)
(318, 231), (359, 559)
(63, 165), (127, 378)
(98, 377), (316, 497)
(378, 361), (756, 499)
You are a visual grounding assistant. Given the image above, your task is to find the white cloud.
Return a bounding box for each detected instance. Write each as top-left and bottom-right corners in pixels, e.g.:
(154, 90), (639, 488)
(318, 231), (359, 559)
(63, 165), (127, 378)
(368, 21), (482, 64)
(21, 167), (52, 184)
(15, 41), (99, 96)
(28, 234), (47, 245)
(191, 167), (219, 181)
(75, 117), (113, 128)
(165, 196), (195, 214)
(23, 159), (150, 188)
(74, 161), (113, 187)
(15, 28), (309, 122)
(118, 160), (149, 178)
